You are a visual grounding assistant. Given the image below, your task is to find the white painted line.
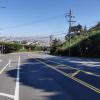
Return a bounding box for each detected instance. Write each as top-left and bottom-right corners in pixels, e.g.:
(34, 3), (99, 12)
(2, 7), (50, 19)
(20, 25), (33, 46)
(14, 56), (20, 100)
(0, 62), (9, 74)
(0, 92), (14, 99)
(0, 59), (2, 62)
(9, 59), (11, 68)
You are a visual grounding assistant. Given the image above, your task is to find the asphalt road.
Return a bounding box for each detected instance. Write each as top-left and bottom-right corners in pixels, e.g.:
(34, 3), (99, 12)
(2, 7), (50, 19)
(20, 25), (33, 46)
(0, 52), (100, 100)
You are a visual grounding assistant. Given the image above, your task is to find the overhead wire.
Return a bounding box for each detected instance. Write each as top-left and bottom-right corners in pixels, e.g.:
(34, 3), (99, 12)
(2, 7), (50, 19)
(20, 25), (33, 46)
(1, 14), (64, 30)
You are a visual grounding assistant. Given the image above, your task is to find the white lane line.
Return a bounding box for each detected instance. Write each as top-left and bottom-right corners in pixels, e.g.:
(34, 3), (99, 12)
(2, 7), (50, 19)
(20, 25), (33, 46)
(14, 56), (20, 100)
(9, 59), (11, 67)
(0, 59), (2, 62)
(0, 62), (9, 74)
(0, 92), (14, 99)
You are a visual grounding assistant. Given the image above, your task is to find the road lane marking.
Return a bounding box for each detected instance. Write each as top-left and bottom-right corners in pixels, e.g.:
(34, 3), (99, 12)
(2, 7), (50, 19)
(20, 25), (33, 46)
(0, 92), (14, 99)
(71, 70), (80, 77)
(9, 59), (19, 68)
(36, 58), (100, 94)
(0, 59), (2, 62)
(47, 59), (100, 78)
(0, 62), (10, 74)
(14, 56), (20, 100)
(30, 53), (100, 78)
(8, 59), (12, 68)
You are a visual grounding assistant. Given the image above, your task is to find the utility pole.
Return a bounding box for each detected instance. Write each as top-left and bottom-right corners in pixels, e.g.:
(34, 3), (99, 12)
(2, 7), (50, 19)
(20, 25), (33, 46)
(65, 9), (76, 56)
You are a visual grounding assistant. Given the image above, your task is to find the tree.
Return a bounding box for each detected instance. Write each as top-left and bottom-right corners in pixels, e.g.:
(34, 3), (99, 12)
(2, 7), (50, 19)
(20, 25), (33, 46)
(50, 38), (62, 54)
(71, 24), (83, 33)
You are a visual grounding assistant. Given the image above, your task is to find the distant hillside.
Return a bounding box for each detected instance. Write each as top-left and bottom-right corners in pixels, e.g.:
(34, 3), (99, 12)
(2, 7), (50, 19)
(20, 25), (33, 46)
(50, 23), (100, 58)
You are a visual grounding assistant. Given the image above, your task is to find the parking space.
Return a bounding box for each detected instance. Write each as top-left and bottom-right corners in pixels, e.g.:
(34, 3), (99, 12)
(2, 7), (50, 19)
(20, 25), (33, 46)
(0, 54), (19, 100)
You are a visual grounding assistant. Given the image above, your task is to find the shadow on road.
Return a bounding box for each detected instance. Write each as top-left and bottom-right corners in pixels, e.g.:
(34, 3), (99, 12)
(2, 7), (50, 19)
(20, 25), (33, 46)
(6, 58), (75, 100)
(6, 57), (100, 100)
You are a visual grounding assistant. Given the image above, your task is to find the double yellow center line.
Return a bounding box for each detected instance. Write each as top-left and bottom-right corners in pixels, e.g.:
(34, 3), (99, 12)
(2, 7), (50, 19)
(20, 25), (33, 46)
(35, 58), (100, 94)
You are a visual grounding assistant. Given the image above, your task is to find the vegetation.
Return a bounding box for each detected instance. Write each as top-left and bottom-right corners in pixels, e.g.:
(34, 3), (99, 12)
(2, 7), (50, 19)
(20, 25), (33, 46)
(50, 23), (100, 58)
(0, 42), (22, 53)
(0, 42), (46, 54)
(24, 45), (46, 51)
(50, 38), (62, 55)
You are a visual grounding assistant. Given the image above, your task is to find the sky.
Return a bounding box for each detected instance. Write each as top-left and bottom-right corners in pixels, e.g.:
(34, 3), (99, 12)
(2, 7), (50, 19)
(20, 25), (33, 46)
(0, 0), (100, 37)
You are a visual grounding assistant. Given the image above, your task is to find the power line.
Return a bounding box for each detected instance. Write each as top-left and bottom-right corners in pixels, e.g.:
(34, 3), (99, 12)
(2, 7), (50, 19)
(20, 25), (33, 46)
(1, 14), (64, 30)
(50, 32), (66, 37)
(31, 32), (66, 39)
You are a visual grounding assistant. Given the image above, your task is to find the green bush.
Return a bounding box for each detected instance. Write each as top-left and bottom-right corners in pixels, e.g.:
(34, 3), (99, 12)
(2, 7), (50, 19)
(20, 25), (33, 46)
(0, 42), (22, 53)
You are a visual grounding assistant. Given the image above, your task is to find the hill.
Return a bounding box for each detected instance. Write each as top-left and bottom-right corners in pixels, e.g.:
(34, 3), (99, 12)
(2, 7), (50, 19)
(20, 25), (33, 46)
(50, 23), (100, 58)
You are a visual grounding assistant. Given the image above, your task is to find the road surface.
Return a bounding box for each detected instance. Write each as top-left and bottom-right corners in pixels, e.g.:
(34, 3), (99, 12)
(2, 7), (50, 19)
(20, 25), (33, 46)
(0, 52), (100, 100)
